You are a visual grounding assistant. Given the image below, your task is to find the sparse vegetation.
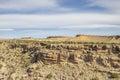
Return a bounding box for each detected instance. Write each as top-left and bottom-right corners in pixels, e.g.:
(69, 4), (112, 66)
(0, 37), (120, 80)
(110, 73), (119, 78)
(36, 66), (40, 70)
(79, 72), (84, 75)
(0, 64), (3, 69)
(46, 73), (53, 79)
(34, 78), (38, 80)
(92, 77), (99, 80)
(94, 68), (99, 73)
(0, 56), (5, 61)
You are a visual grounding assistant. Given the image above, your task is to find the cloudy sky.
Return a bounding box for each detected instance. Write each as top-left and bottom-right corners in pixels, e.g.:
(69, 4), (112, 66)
(0, 0), (120, 38)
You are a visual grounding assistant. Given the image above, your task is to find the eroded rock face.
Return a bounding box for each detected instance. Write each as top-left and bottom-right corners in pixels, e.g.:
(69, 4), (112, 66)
(31, 43), (120, 66)
(46, 44), (120, 53)
(34, 51), (78, 64)
(6, 41), (120, 66)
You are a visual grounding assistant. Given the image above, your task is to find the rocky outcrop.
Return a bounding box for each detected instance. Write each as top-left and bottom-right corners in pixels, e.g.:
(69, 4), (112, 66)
(30, 43), (120, 67)
(34, 50), (77, 64)
(8, 41), (120, 66)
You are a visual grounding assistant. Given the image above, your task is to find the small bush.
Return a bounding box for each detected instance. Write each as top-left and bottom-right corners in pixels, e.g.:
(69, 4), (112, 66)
(92, 77), (99, 80)
(0, 56), (4, 61)
(79, 72), (84, 75)
(110, 73), (119, 78)
(94, 68), (99, 72)
(0, 64), (3, 69)
(46, 73), (52, 79)
(36, 66), (40, 70)
(34, 78), (38, 80)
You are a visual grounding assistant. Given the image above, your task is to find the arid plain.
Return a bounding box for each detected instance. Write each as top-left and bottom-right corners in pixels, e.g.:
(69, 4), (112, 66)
(0, 34), (120, 80)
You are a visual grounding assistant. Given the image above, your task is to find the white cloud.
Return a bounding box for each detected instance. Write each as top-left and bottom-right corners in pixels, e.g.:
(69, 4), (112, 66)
(0, 0), (58, 10)
(62, 24), (120, 29)
(0, 0), (73, 13)
(0, 13), (119, 29)
(0, 28), (14, 31)
(0, 0), (119, 13)
(88, 0), (120, 13)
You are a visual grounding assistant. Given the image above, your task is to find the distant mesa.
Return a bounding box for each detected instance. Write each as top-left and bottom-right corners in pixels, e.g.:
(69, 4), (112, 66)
(76, 34), (120, 38)
(47, 36), (70, 38)
(21, 37), (34, 39)
(76, 34), (87, 37)
(76, 34), (108, 37)
(73, 34), (120, 43)
(1, 34), (119, 43)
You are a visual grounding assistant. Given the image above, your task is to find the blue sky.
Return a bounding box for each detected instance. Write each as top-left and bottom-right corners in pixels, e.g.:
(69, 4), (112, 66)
(0, 0), (120, 38)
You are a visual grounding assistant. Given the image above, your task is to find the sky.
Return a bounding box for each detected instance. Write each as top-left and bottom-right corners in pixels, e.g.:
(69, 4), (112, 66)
(0, 0), (120, 38)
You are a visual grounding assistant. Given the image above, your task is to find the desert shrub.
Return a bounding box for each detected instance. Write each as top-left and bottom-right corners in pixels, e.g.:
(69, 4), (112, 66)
(7, 76), (13, 80)
(0, 56), (5, 62)
(110, 73), (119, 78)
(96, 42), (100, 44)
(34, 78), (38, 80)
(22, 61), (31, 68)
(0, 64), (3, 69)
(79, 72), (84, 75)
(92, 77), (99, 80)
(36, 66), (40, 70)
(46, 73), (53, 79)
(41, 46), (46, 49)
(94, 68), (99, 73)
(77, 42), (83, 44)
